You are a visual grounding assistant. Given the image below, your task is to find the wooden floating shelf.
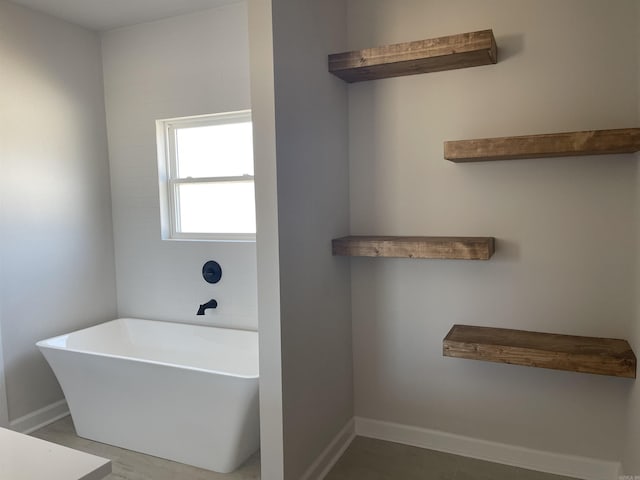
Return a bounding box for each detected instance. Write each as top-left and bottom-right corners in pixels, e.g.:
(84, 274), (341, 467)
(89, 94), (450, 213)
(444, 128), (640, 163)
(443, 325), (636, 378)
(329, 29), (497, 83)
(332, 236), (495, 260)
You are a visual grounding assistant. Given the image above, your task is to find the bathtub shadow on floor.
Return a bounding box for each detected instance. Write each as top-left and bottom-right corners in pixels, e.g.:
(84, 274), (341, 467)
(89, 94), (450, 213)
(31, 416), (260, 480)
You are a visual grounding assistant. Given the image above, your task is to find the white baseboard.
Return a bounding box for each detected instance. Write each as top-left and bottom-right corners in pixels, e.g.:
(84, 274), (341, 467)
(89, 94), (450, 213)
(355, 417), (620, 480)
(302, 418), (356, 480)
(9, 399), (69, 434)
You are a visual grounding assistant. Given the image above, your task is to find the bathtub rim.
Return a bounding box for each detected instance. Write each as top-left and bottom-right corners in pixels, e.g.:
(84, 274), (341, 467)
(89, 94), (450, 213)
(36, 317), (259, 380)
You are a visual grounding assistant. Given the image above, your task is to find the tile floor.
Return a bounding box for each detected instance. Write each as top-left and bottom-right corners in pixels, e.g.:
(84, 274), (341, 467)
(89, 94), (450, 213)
(31, 416), (260, 480)
(32, 417), (580, 480)
(324, 436), (580, 480)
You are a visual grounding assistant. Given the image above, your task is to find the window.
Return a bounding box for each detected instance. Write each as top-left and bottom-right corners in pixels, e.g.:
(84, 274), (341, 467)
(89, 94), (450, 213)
(157, 111), (255, 241)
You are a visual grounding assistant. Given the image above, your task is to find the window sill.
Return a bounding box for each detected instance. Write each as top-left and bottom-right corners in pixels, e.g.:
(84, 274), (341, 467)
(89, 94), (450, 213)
(162, 237), (257, 243)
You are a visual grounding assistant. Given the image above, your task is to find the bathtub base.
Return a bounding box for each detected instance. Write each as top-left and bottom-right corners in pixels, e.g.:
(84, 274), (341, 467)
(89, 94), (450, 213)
(37, 319), (260, 474)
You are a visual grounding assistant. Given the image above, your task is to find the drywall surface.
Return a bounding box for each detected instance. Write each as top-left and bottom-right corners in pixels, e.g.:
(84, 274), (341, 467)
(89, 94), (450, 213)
(348, 0), (638, 463)
(248, 0), (284, 477)
(623, 2), (640, 474)
(0, 0), (117, 421)
(101, 3), (258, 330)
(626, 160), (640, 474)
(270, 0), (352, 478)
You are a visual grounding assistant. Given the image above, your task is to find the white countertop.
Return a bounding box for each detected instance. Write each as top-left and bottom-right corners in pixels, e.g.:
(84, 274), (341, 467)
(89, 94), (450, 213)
(0, 427), (111, 480)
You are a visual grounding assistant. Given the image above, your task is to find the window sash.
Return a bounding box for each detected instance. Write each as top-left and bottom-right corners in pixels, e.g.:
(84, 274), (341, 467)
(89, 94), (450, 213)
(168, 178), (256, 241)
(166, 111), (253, 181)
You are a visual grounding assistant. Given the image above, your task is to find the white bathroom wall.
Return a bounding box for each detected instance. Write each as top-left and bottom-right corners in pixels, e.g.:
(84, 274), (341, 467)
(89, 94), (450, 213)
(101, 3), (258, 330)
(247, 0), (284, 477)
(269, 1), (353, 478)
(623, 2), (640, 474)
(0, 0), (117, 422)
(348, 0), (638, 467)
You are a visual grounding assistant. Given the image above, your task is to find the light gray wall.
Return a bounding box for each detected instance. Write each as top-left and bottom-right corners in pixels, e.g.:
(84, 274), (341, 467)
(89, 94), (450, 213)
(348, 0), (638, 463)
(0, 0), (117, 421)
(248, 0), (284, 477)
(101, 3), (258, 331)
(623, 1), (640, 474)
(626, 166), (640, 474)
(270, 0), (353, 478)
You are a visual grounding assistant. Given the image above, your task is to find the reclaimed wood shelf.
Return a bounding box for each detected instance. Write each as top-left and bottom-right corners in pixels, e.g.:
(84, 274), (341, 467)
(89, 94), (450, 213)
(443, 325), (636, 378)
(444, 128), (640, 163)
(328, 29), (497, 83)
(332, 236), (495, 260)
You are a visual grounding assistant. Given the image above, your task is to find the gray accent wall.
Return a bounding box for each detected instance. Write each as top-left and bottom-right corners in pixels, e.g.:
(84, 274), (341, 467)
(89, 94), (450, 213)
(248, 0), (284, 477)
(0, 0), (117, 422)
(348, 0), (638, 464)
(623, 1), (640, 474)
(270, 0), (353, 478)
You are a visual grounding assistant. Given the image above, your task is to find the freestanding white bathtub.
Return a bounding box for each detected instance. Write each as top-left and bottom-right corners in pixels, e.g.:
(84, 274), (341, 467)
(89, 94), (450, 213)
(36, 318), (259, 473)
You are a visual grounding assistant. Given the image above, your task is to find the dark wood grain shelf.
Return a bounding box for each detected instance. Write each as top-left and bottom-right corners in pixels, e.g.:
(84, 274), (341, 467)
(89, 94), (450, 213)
(443, 325), (636, 378)
(444, 128), (640, 162)
(328, 29), (497, 83)
(332, 236), (495, 260)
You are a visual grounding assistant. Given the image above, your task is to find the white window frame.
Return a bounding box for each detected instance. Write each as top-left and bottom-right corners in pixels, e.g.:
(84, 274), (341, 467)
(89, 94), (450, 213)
(156, 110), (256, 242)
